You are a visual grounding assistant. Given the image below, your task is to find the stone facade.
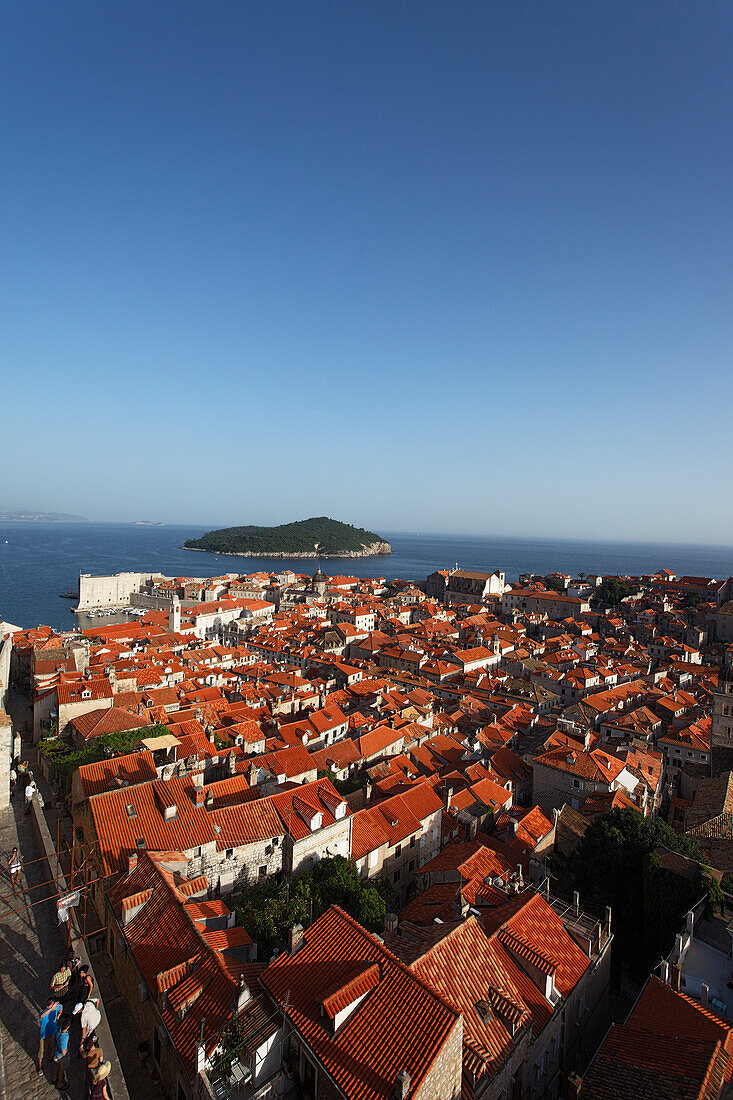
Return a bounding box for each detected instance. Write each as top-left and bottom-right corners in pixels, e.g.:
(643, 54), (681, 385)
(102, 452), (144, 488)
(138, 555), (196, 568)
(78, 571), (153, 610)
(532, 760), (610, 815)
(415, 1015), (463, 1099)
(287, 816), (352, 877)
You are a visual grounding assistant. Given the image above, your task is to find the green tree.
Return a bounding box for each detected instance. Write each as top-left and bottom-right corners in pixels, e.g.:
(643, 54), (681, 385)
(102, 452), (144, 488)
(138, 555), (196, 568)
(232, 856), (387, 958)
(559, 808), (709, 977)
(593, 577), (633, 608)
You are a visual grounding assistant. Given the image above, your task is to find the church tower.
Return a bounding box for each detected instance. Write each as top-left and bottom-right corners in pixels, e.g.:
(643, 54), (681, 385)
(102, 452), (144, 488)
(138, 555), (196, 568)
(710, 649), (733, 776)
(169, 596), (181, 634)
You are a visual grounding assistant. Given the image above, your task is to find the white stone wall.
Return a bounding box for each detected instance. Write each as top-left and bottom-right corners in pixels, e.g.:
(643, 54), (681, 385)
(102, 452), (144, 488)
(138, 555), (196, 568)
(78, 572), (153, 609)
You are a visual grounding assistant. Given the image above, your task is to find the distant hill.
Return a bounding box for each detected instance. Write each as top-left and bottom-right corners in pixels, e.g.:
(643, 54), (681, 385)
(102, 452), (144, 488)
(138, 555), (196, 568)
(0, 510), (89, 523)
(184, 517), (391, 559)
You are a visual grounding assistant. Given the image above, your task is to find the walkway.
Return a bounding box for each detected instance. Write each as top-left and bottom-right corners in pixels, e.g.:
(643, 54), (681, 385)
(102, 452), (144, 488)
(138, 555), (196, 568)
(0, 789), (85, 1100)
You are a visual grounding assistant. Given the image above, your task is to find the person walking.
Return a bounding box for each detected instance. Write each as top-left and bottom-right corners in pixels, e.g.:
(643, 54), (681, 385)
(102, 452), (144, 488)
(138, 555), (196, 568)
(77, 964), (94, 1004)
(81, 1034), (103, 1100)
(50, 960), (72, 1001)
(75, 997), (101, 1052)
(37, 998), (61, 1073)
(9, 765), (16, 796)
(24, 776), (36, 815)
(52, 1014), (71, 1090)
(89, 1060), (112, 1100)
(7, 847), (21, 886)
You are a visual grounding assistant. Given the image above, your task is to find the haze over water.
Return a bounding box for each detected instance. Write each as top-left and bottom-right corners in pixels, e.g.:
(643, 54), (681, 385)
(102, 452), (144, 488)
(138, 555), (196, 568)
(2, 522), (733, 632)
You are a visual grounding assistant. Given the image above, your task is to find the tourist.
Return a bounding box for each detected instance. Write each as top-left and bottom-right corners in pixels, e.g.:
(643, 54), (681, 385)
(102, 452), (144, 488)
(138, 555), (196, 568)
(49, 960), (72, 1001)
(90, 1060), (112, 1100)
(81, 1034), (103, 1100)
(24, 776), (36, 815)
(9, 765), (16, 795)
(75, 996), (101, 1052)
(52, 1014), (71, 1090)
(77, 963), (94, 1003)
(7, 846), (21, 886)
(66, 945), (82, 997)
(37, 998), (61, 1073)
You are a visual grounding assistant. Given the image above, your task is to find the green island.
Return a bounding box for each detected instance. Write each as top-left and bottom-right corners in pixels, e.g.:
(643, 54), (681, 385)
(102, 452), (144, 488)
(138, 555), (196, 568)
(183, 516), (391, 558)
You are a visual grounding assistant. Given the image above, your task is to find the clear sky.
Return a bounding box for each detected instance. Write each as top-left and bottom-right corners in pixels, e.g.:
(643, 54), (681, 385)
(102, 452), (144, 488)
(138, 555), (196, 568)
(3, 2), (732, 542)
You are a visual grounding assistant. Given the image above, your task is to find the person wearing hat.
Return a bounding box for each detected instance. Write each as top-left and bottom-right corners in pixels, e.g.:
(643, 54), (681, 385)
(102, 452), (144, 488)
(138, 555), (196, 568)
(81, 1034), (103, 1100)
(90, 1060), (111, 1100)
(75, 996), (101, 1052)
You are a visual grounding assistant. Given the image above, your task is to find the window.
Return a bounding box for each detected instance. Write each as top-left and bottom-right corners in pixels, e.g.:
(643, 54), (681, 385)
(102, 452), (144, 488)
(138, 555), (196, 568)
(393, 870), (400, 883)
(394, 844), (401, 858)
(225, 849), (233, 859)
(126, 805), (136, 819)
(408, 860), (415, 872)
(410, 835), (416, 849)
(193, 847), (202, 858)
(572, 778), (580, 789)
(259, 865), (268, 878)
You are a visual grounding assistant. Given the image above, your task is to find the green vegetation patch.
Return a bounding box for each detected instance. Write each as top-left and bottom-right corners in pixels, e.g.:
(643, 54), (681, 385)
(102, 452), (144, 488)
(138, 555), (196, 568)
(39, 723), (171, 785)
(184, 516), (388, 556)
(231, 855), (398, 958)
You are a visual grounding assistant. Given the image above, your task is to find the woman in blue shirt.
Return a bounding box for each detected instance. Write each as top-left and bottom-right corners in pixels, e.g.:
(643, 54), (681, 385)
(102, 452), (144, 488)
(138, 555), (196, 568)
(37, 998), (61, 1072)
(52, 1014), (71, 1090)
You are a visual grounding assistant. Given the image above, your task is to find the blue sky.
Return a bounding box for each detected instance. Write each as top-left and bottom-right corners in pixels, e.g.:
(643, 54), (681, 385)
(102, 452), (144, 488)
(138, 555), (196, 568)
(3, 2), (732, 542)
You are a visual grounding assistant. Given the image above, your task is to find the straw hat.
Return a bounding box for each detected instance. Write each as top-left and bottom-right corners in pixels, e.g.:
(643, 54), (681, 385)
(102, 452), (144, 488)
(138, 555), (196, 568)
(94, 1061), (111, 1081)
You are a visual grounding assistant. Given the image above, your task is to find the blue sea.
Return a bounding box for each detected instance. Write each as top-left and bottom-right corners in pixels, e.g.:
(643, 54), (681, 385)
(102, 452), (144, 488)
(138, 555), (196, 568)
(1, 521), (733, 631)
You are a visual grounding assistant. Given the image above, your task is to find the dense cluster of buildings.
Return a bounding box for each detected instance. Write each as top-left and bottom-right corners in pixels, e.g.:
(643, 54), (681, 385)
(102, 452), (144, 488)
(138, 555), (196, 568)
(7, 562), (733, 1099)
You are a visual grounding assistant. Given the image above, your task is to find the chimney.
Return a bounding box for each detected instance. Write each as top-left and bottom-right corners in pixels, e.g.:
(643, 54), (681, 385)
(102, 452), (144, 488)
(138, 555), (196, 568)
(128, 853), (138, 874)
(193, 787), (205, 808)
(567, 1073), (582, 1100)
(205, 790), (214, 810)
(660, 960), (670, 984)
(228, 753), (236, 775)
(573, 891), (580, 916)
(671, 962), (681, 991)
(445, 785), (453, 810)
(395, 1070), (411, 1100)
(288, 924), (304, 955)
(233, 976), (251, 1014)
(248, 762), (258, 787)
(510, 819), (519, 837)
(700, 982), (710, 1008)
(584, 730), (592, 750)
(385, 912), (398, 933)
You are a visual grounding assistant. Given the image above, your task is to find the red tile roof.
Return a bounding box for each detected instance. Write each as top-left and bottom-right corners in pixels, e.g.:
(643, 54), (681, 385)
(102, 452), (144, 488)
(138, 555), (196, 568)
(260, 906), (460, 1100)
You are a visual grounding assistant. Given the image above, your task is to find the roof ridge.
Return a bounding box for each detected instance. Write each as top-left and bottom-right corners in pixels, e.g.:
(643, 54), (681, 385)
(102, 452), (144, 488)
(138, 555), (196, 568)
(324, 906), (462, 1019)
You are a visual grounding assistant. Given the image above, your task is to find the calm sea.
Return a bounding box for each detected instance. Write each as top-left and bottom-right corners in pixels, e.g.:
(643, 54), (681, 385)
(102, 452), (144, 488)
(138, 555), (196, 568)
(1, 521), (733, 631)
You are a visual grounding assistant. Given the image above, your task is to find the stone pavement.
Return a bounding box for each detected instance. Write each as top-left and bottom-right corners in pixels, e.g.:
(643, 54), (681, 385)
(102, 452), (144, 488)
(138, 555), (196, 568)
(0, 790), (86, 1100)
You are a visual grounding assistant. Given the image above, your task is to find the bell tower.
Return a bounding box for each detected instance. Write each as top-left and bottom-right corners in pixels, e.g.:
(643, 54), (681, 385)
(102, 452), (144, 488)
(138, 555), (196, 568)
(711, 648), (733, 776)
(169, 596), (181, 634)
